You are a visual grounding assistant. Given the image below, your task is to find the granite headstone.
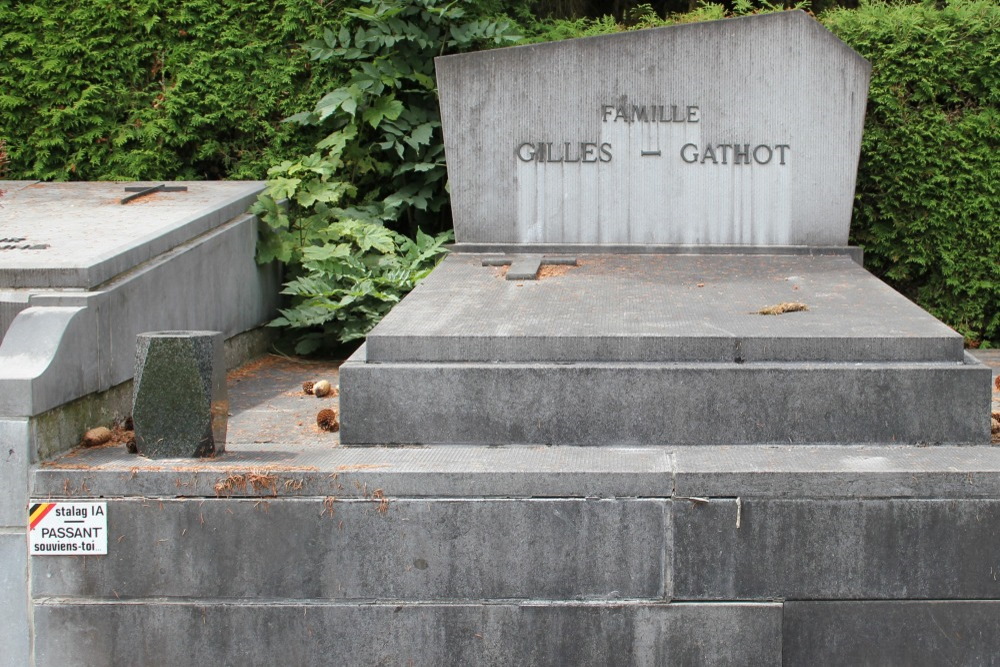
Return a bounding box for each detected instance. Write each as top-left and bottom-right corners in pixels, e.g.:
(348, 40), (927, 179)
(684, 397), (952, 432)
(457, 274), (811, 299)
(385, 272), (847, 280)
(339, 11), (991, 446)
(436, 11), (870, 248)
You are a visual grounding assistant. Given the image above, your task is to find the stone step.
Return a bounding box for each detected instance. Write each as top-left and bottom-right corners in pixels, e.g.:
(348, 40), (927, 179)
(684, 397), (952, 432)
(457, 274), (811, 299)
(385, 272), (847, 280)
(31, 444), (1000, 501)
(340, 348), (991, 446)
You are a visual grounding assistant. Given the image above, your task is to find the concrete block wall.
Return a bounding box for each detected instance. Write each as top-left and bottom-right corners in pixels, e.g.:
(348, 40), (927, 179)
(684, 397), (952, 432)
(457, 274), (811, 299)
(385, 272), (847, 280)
(24, 444), (1000, 665)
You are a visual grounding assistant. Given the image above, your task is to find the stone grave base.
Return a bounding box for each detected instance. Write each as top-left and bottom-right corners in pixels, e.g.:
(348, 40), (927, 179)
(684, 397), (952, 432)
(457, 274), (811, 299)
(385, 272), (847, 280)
(341, 253), (992, 446)
(28, 350), (1000, 665)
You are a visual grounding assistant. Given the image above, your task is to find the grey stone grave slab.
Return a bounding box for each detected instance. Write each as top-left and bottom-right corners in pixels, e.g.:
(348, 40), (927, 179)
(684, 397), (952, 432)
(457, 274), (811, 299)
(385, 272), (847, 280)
(0, 180), (263, 289)
(437, 11), (869, 249)
(366, 253), (964, 363)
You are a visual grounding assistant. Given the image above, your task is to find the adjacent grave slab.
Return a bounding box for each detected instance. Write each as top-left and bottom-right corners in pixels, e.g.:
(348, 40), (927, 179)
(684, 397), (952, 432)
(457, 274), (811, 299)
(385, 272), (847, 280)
(437, 11), (870, 248)
(367, 253), (964, 363)
(0, 184), (277, 417)
(0, 183), (277, 666)
(0, 180), (262, 289)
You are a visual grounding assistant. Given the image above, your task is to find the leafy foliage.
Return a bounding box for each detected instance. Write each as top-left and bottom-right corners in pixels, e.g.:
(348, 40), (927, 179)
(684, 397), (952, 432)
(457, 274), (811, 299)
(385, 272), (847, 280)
(0, 138), (7, 200)
(272, 222), (451, 353)
(825, 0), (1000, 345)
(0, 0), (344, 180)
(253, 0), (517, 352)
(271, 0), (520, 237)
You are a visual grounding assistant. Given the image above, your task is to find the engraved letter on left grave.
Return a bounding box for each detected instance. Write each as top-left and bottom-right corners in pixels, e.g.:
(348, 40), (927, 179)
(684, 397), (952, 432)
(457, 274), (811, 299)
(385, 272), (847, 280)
(132, 331), (227, 458)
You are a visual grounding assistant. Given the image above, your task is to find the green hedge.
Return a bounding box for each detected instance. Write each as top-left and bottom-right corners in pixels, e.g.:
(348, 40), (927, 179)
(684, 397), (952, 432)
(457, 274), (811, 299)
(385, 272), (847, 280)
(1, 0), (996, 344)
(824, 0), (999, 346)
(0, 0), (346, 180)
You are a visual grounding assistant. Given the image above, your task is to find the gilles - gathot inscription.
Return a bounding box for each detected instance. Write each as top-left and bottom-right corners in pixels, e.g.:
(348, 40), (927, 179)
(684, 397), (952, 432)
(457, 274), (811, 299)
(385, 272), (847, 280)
(515, 102), (789, 166)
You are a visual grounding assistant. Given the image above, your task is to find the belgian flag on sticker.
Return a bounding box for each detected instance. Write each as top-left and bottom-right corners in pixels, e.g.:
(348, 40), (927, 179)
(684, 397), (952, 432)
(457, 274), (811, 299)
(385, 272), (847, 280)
(29, 503), (55, 530)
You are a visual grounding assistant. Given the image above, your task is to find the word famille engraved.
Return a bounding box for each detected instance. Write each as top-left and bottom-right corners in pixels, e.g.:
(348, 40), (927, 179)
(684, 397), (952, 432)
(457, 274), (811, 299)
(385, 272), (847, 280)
(601, 104), (700, 123)
(514, 100), (790, 167)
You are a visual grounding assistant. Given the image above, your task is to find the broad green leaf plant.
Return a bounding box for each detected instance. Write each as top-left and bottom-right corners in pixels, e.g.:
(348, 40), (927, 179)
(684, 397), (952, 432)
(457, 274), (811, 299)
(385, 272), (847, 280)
(253, 0), (519, 354)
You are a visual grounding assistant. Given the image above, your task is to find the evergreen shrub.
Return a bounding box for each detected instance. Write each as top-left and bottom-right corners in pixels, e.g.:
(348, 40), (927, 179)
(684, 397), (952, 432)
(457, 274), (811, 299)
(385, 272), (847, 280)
(0, 0), (344, 180)
(825, 0), (999, 345)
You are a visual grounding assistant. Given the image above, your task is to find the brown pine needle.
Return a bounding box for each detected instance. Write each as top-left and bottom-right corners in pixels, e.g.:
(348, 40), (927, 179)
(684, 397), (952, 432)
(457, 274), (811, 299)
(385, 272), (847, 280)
(756, 302), (809, 315)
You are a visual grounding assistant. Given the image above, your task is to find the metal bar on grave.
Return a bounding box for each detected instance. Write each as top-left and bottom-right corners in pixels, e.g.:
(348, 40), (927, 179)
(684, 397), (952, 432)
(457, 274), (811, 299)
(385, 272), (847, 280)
(120, 184), (189, 205)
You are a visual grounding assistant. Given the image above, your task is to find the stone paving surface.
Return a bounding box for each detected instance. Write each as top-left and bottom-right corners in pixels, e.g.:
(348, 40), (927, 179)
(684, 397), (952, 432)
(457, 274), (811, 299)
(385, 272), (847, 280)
(33, 349), (1000, 478)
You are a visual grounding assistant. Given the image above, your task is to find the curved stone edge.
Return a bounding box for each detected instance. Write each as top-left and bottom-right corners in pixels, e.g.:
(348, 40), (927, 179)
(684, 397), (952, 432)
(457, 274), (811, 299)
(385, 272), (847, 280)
(0, 212), (277, 419)
(0, 306), (97, 417)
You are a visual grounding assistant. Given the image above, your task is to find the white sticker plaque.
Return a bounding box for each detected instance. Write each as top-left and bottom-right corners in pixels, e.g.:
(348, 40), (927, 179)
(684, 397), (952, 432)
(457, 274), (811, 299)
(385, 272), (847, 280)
(29, 501), (108, 555)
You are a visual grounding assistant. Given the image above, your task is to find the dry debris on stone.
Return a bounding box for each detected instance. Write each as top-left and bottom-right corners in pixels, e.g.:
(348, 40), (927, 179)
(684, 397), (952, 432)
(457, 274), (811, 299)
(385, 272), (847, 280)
(756, 302), (809, 315)
(994, 375), (1000, 392)
(992, 412), (1000, 443)
(81, 427), (112, 447)
(81, 417), (136, 451)
(313, 380), (332, 397)
(317, 408), (340, 432)
(302, 381), (315, 395)
(214, 471), (279, 497)
(537, 264), (573, 279)
(108, 416), (137, 452)
(112, 426), (137, 452)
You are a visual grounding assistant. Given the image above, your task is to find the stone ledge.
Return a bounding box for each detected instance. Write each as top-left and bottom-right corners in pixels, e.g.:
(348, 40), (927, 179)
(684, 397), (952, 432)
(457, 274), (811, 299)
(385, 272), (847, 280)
(32, 445), (1000, 500)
